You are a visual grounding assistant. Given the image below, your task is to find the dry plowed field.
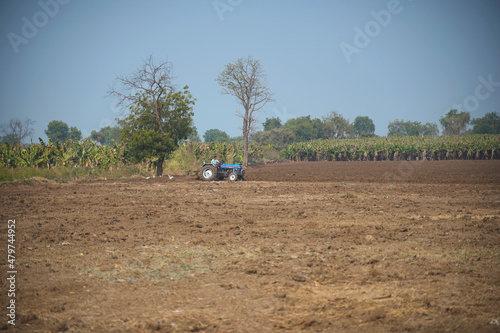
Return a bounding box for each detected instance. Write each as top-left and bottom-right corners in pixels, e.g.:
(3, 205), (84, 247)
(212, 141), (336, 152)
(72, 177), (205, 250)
(1, 160), (499, 332)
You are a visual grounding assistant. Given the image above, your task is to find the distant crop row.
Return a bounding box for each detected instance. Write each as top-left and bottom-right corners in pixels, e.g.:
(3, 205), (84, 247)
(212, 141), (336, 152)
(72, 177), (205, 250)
(0, 139), (268, 171)
(0, 139), (266, 170)
(190, 141), (267, 164)
(0, 139), (126, 169)
(2, 135), (499, 170)
(282, 135), (500, 161)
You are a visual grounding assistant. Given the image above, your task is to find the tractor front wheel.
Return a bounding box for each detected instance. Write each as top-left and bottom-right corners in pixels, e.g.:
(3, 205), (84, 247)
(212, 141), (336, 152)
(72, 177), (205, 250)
(228, 172), (238, 181)
(200, 165), (217, 181)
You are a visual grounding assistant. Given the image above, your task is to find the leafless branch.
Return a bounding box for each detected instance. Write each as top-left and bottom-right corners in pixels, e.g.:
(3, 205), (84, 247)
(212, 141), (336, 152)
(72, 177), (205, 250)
(107, 55), (175, 136)
(0, 118), (35, 144)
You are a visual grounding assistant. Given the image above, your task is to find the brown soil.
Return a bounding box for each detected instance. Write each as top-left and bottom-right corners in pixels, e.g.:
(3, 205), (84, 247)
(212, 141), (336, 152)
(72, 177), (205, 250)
(1, 160), (499, 332)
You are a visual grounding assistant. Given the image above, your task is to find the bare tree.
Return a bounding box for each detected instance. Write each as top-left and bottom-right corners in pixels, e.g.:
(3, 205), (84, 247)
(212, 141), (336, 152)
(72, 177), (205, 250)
(216, 56), (274, 166)
(107, 55), (175, 137)
(0, 118), (35, 145)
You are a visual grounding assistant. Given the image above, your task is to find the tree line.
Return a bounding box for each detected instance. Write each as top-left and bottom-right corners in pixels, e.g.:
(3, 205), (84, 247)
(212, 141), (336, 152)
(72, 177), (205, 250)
(1, 109), (498, 152)
(1, 54), (499, 175)
(252, 113), (377, 149)
(200, 110), (498, 149)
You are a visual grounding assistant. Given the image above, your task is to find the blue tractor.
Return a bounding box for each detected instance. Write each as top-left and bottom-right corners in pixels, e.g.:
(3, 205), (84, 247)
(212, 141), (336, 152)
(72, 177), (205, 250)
(199, 162), (245, 181)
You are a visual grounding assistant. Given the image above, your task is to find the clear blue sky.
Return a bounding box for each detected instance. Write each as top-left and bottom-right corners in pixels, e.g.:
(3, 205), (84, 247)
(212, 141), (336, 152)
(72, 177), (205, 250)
(1, 0), (499, 141)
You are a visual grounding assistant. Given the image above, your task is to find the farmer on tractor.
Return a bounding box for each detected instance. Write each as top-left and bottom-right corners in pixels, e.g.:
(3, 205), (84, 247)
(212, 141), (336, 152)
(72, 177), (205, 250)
(199, 158), (245, 181)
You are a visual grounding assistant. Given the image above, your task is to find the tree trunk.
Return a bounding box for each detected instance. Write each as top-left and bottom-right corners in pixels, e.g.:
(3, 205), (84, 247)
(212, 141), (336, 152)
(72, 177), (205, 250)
(156, 156), (164, 177)
(243, 132), (249, 167)
(243, 116), (249, 167)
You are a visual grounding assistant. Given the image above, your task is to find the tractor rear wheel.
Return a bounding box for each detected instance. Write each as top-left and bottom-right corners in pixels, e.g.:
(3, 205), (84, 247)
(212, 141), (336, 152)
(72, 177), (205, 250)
(200, 165), (217, 181)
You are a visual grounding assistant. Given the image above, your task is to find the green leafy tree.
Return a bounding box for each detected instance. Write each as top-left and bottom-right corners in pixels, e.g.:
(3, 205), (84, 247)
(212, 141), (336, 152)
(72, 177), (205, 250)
(388, 119), (438, 136)
(229, 136), (244, 143)
(203, 129), (230, 142)
(68, 126), (82, 141)
(187, 128), (202, 142)
(109, 55), (194, 176)
(353, 116), (375, 137)
(90, 126), (121, 145)
(439, 109), (470, 135)
(311, 118), (324, 139)
(322, 111), (352, 139)
(45, 120), (70, 143)
(0, 118), (34, 145)
(420, 122), (439, 136)
(216, 56), (274, 166)
(252, 127), (295, 149)
(118, 87), (195, 175)
(263, 117), (282, 131)
(284, 116), (322, 142)
(387, 119), (409, 136)
(470, 112), (500, 134)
